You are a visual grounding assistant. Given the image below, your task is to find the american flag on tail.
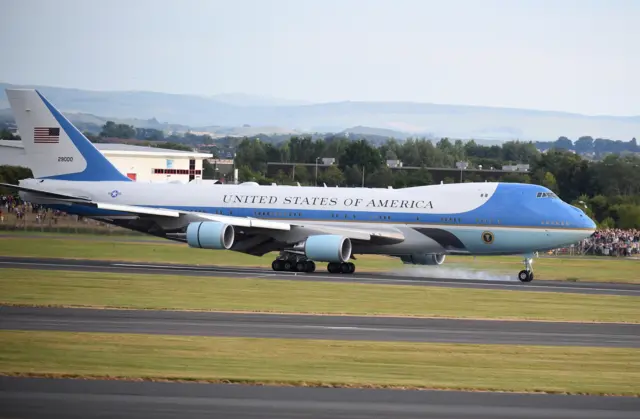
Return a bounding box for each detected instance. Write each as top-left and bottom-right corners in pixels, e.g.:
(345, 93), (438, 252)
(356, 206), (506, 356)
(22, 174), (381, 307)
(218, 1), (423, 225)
(34, 127), (60, 144)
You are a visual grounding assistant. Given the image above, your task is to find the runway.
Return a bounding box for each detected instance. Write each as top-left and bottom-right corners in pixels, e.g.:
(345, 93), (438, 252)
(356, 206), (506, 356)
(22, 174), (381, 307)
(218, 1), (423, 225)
(2, 377), (638, 419)
(2, 306), (638, 348)
(1, 256), (639, 296)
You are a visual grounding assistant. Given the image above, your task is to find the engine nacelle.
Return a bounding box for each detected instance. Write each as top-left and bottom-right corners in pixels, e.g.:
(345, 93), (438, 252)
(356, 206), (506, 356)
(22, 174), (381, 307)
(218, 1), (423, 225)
(400, 253), (446, 265)
(303, 235), (352, 263)
(186, 221), (235, 250)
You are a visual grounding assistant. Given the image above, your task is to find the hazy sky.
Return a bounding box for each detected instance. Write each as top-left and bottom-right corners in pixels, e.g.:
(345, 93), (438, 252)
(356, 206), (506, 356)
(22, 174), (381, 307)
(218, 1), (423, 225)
(1, 0), (638, 115)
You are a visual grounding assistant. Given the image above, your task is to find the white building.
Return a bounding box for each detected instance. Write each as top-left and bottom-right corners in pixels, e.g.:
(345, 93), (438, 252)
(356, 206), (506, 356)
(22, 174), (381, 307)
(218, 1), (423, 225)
(502, 164), (530, 172)
(0, 140), (213, 183)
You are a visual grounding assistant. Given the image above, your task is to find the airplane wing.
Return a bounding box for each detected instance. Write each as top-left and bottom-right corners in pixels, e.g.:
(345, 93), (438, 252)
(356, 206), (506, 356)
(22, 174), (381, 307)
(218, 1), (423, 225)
(2, 183), (405, 249)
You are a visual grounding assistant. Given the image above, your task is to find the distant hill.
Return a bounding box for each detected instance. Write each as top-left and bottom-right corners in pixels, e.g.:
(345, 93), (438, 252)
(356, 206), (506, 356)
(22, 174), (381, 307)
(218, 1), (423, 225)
(340, 126), (420, 140)
(2, 82), (639, 141)
(207, 93), (311, 107)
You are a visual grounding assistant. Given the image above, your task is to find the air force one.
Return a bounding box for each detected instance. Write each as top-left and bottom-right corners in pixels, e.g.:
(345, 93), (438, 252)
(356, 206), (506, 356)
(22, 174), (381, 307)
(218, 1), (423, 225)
(2, 89), (596, 282)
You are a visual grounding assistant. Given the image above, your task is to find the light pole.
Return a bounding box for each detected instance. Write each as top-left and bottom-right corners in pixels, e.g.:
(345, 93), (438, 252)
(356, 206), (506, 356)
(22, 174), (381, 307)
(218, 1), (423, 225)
(456, 161), (468, 183)
(315, 157), (321, 186)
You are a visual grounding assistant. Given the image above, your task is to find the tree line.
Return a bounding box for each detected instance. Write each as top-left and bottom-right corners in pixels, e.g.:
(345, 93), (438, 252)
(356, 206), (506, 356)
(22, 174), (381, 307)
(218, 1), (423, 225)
(536, 136), (640, 156)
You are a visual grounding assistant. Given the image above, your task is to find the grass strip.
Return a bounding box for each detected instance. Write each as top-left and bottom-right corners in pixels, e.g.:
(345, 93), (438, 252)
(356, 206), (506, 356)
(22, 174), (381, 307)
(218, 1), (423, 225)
(1, 235), (638, 283)
(0, 331), (638, 396)
(1, 269), (638, 323)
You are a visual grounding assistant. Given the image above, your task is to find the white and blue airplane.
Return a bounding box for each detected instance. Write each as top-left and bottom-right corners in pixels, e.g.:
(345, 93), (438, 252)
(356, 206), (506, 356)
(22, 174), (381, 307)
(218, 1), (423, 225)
(2, 89), (597, 282)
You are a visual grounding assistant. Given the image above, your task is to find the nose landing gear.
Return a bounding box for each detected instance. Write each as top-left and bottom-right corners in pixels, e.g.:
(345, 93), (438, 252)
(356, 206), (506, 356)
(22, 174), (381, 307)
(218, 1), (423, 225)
(518, 256), (534, 282)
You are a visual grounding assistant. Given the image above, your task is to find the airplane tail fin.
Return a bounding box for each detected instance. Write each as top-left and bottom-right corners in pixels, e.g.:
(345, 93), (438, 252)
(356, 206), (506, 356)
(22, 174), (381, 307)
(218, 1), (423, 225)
(5, 89), (131, 182)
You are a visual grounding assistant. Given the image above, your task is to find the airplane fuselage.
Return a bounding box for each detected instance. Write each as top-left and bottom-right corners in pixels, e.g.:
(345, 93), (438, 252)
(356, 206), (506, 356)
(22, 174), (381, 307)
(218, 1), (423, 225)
(20, 178), (595, 257)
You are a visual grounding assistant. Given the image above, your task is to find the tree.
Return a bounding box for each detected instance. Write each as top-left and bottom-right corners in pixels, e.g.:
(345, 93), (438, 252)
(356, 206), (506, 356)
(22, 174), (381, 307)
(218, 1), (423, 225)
(554, 136), (573, 150)
(343, 165), (363, 187)
(339, 139), (383, 173)
(612, 205), (640, 229)
(293, 165), (310, 184)
(542, 172), (558, 192)
(574, 136), (594, 154)
(600, 217), (616, 229)
(100, 121), (136, 139)
(202, 160), (216, 180)
(366, 166), (394, 188)
(318, 165), (345, 186)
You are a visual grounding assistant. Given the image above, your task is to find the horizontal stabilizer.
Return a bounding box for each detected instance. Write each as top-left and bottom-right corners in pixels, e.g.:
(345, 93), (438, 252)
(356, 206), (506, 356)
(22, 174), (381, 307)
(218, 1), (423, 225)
(0, 182), (90, 202)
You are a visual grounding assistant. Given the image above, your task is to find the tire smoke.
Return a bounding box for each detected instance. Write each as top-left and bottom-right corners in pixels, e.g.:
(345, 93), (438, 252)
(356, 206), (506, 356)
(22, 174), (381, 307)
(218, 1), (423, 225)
(397, 265), (517, 282)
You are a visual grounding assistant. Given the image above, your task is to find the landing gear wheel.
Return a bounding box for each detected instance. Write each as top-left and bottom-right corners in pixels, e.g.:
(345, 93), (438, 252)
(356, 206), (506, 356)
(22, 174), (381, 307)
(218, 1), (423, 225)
(272, 260), (283, 271)
(283, 261), (293, 271)
(518, 270), (533, 282)
(347, 262), (355, 274)
(305, 261), (316, 273)
(340, 262), (351, 274)
(327, 262), (340, 274)
(295, 261), (307, 272)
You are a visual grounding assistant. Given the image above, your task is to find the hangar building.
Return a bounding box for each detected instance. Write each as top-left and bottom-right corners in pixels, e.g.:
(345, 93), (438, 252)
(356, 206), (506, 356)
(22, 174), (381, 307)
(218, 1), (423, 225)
(0, 140), (213, 183)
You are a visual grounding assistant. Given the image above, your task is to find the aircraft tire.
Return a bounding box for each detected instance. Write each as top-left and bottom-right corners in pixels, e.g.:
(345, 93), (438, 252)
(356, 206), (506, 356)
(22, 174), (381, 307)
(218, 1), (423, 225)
(305, 261), (316, 273)
(327, 262), (340, 274)
(272, 260), (283, 271)
(518, 270), (533, 282)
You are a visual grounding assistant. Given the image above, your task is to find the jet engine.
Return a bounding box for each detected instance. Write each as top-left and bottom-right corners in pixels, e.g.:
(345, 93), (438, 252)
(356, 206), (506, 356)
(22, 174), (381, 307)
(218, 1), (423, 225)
(302, 235), (352, 263)
(186, 221), (235, 250)
(400, 253), (446, 265)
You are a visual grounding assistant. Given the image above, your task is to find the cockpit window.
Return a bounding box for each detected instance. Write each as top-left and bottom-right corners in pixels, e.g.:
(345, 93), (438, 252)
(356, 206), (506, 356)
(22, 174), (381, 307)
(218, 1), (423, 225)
(536, 192), (558, 199)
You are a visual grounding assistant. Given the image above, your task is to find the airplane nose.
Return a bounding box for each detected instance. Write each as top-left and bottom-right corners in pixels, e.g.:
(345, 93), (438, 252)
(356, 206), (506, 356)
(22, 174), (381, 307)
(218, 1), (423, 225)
(576, 209), (596, 231)
(586, 216), (597, 230)
(567, 204), (596, 231)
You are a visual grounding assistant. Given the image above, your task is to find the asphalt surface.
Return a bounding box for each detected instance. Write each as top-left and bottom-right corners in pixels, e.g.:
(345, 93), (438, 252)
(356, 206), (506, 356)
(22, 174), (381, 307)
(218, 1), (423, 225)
(1, 256), (639, 296)
(2, 306), (638, 348)
(2, 377), (639, 419)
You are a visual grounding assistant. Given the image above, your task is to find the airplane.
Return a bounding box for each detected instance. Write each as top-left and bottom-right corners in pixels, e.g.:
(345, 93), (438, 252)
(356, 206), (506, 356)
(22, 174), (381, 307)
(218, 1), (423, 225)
(1, 89), (597, 282)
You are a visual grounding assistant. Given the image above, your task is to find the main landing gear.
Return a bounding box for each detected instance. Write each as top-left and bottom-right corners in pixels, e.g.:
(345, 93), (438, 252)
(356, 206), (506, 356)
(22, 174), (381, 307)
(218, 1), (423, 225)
(518, 256), (534, 282)
(327, 262), (356, 274)
(272, 257), (316, 273)
(271, 252), (355, 274)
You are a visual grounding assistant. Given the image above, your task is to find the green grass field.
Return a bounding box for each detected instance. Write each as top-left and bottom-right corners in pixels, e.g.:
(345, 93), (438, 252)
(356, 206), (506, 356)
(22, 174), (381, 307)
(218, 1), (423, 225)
(1, 234), (638, 283)
(1, 331), (638, 396)
(2, 269), (639, 323)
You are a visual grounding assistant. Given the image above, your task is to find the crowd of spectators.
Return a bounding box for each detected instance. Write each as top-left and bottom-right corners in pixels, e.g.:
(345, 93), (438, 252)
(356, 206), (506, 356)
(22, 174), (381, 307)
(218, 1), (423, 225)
(1, 195), (62, 224)
(578, 229), (640, 257)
